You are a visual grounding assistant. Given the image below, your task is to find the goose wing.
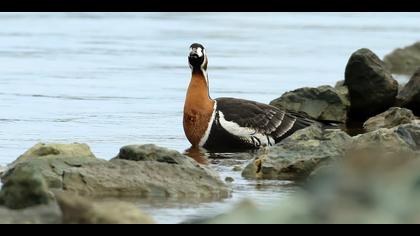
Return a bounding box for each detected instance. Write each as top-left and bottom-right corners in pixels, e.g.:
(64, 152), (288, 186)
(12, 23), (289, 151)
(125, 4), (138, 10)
(215, 97), (317, 142)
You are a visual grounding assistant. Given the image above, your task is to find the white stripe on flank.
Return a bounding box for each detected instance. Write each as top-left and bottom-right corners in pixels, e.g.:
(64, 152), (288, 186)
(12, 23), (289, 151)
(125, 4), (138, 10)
(218, 111), (255, 136)
(218, 111), (272, 147)
(199, 101), (217, 147)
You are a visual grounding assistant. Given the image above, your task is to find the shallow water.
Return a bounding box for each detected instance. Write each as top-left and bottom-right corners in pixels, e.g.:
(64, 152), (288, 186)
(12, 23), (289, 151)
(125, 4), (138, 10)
(0, 13), (419, 223)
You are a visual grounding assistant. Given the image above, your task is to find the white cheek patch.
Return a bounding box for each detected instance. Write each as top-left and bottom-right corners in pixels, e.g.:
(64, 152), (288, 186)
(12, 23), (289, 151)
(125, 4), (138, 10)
(196, 48), (203, 57)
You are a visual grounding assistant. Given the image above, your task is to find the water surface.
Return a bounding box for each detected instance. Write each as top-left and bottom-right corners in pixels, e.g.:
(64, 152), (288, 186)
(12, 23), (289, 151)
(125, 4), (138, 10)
(0, 13), (419, 223)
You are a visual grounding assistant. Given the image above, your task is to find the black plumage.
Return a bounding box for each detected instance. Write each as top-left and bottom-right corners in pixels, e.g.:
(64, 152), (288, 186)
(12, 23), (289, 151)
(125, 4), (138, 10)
(202, 97), (320, 151)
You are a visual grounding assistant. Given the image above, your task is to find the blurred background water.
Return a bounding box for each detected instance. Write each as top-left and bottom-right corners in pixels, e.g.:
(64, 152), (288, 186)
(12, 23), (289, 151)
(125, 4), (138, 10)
(0, 12), (419, 223)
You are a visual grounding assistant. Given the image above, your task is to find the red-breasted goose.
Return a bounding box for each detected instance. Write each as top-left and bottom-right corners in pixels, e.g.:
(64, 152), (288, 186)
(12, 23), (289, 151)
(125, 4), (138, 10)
(183, 43), (321, 151)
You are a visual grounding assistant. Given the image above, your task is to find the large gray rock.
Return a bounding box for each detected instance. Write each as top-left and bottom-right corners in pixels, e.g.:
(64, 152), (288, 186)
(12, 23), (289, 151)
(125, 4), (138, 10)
(242, 126), (352, 180)
(270, 85), (350, 123)
(0, 166), (51, 209)
(0, 203), (61, 224)
(55, 191), (155, 224)
(2, 143), (230, 199)
(363, 107), (417, 132)
(397, 68), (420, 116)
(344, 48), (399, 121)
(384, 41), (420, 76)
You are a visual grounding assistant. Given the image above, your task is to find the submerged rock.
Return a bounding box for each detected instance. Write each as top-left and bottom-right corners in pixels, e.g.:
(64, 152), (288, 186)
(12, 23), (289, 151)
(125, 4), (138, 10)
(344, 48), (399, 121)
(232, 165), (243, 172)
(2, 143), (230, 199)
(397, 68), (420, 116)
(0, 166), (51, 209)
(55, 192), (155, 224)
(242, 126), (352, 180)
(0, 203), (61, 224)
(224, 177), (234, 183)
(384, 41), (420, 76)
(270, 85), (350, 123)
(114, 144), (194, 166)
(363, 107), (417, 132)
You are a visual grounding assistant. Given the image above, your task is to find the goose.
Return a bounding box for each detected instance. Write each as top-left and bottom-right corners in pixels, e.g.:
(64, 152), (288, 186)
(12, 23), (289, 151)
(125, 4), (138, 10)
(183, 43), (321, 151)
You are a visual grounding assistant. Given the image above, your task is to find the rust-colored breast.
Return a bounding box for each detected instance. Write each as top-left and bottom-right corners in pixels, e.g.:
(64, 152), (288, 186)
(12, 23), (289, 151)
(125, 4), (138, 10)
(183, 104), (213, 146)
(183, 73), (214, 147)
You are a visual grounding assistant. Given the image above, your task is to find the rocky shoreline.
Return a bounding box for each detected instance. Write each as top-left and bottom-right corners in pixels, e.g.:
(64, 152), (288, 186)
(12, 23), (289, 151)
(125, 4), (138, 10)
(0, 144), (230, 223)
(1, 41), (420, 224)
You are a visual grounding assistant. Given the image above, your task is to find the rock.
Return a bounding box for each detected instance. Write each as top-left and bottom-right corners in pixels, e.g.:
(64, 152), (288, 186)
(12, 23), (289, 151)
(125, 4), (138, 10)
(225, 177), (234, 183)
(397, 68), (420, 115)
(55, 192), (155, 224)
(63, 159), (229, 199)
(200, 138), (420, 224)
(12, 143), (96, 166)
(232, 165), (242, 172)
(242, 126), (352, 180)
(394, 124), (420, 151)
(344, 48), (399, 121)
(3, 156), (96, 190)
(0, 203), (61, 224)
(335, 80), (345, 88)
(270, 85), (350, 123)
(363, 107), (417, 132)
(2, 143), (230, 199)
(0, 166), (51, 209)
(0, 165), (5, 177)
(200, 124), (420, 224)
(352, 123), (420, 153)
(384, 41), (420, 76)
(2, 140), (95, 190)
(115, 144), (192, 166)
